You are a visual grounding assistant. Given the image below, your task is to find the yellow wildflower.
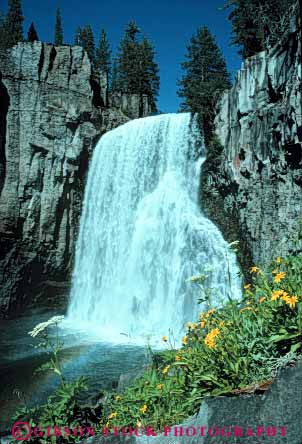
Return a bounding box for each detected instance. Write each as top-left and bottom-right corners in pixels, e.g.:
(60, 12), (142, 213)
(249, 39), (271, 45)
(137, 421), (142, 428)
(162, 336), (168, 342)
(205, 309), (216, 319)
(186, 322), (197, 330)
(115, 395), (121, 401)
(162, 365), (170, 374)
(211, 328), (220, 337)
(271, 290), (284, 301)
(274, 272), (286, 283)
(250, 266), (259, 273)
(105, 421), (110, 428)
(140, 404), (148, 414)
(219, 321), (225, 327)
(200, 321), (206, 328)
(207, 309), (216, 316)
(204, 328), (220, 349)
(156, 383), (164, 390)
(182, 335), (187, 345)
(259, 297), (266, 303)
(175, 355), (181, 361)
(283, 295), (298, 309)
(276, 257), (282, 263)
(244, 284), (251, 290)
(108, 412), (117, 419)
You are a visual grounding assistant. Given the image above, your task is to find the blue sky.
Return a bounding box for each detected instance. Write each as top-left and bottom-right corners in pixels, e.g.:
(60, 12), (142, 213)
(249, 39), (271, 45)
(5, 0), (242, 112)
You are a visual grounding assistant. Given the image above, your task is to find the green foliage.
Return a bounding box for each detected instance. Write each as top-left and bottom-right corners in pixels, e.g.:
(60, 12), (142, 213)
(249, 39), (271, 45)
(79, 25), (95, 66)
(27, 22), (39, 42)
(54, 8), (63, 46)
(96, 29), (111, 75)
(1, 0), (24, 49)
(12, 378), (89, 444)
(224, 0), (297, 58)
(12, 316), (90, 444)
(110, 58), (119, 92)
(178, 26), (231, 143)
(13, 255), (302, 439)
(114, 21), (160, 114)
(97, 253), (302, 431)
(138, 37), (160, 113)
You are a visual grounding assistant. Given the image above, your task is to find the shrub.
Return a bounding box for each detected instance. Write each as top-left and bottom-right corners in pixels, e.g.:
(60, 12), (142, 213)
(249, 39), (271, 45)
(99, 254), (302, 431)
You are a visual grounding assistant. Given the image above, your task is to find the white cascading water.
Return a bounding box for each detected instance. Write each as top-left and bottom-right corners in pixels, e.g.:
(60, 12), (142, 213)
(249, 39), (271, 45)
(68, 113), (241, 343)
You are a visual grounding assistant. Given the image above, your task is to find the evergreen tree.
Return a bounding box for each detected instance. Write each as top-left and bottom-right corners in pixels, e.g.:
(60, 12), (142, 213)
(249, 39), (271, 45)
(178, 26), (231, 140)
(138, 37), (160, 113)
(80, 25), (95, 66)
(5, 0), (24, 47)
(115, 21), (160, 112)
(27, 22), (39, 42)
(96, 29), (111, 75)
(115, 21), (141, 93)
(74, 26), (82, 46)
(224, 0), (296, 57)
(111, 58), (120, 91)
(54, 8), (63, 46)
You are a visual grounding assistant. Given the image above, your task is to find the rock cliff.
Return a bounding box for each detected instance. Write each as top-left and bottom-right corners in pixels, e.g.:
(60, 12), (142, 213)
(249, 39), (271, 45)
(0, 42), (151, 317)
(202, 6), (302, 272)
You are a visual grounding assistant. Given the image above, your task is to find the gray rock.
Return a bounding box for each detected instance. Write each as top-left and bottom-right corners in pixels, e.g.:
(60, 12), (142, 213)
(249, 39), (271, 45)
(0, 42), (150, 317)
(202, 8), (302, 272)
(80, 361), (302, 444)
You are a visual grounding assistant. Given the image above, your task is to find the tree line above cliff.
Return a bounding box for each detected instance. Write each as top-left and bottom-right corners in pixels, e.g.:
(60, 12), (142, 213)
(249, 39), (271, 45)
(0, 0), (298, 121)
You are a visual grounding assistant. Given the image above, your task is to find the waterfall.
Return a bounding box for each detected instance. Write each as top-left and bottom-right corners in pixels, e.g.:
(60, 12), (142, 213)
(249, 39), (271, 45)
(68, 113), (241, 344)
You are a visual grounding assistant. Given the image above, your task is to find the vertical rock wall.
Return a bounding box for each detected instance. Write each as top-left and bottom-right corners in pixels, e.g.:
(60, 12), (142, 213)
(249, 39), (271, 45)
(202, 7), (302, 272)
(0, 42), (150, 316)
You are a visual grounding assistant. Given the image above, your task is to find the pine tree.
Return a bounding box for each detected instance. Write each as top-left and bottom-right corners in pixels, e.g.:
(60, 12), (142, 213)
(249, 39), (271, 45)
(114, 22), (160, 113)
(115, 21), (142, 92)
(178, 26), (231, 140)
(80, 25), (95, 66)
(74, 26), (82, 46)
(138, 37), (160, 113)
(54, 8), (63, 46)
(224, 0), (296, 57)
(27, 22), (39, 42)
(96, 29), (111, 75)
(224, 0), (264, 58)
(111, 58), (119, 91)
(5, 0), (24, 47)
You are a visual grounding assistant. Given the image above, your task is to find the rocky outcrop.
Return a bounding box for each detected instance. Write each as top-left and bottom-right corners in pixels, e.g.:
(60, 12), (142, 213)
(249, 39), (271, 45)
(0, 42), (151, 317)
(136, 360), (302, 444)
(202, 5), (302, 271)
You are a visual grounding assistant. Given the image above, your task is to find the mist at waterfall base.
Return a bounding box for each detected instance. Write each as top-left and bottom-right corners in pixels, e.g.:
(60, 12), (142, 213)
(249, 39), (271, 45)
(66, 113), (241, 346)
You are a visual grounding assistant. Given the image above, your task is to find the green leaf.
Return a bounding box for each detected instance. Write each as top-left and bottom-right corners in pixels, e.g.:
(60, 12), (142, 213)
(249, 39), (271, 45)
(290, 342), (301, 353)
(268, 333), (300, 343)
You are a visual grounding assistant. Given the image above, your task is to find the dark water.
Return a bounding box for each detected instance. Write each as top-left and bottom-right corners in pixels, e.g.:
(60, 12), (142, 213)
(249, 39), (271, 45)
(0, 307), (149, 434)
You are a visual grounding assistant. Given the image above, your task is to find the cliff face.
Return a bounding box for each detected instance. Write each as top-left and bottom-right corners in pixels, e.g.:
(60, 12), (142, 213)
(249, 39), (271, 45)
(202, 9), (302, 271)
(0, 42), (150, 317)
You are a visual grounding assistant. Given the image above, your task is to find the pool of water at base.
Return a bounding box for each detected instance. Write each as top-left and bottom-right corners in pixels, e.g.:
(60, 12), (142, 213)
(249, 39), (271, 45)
(0, 307), (149, 433)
